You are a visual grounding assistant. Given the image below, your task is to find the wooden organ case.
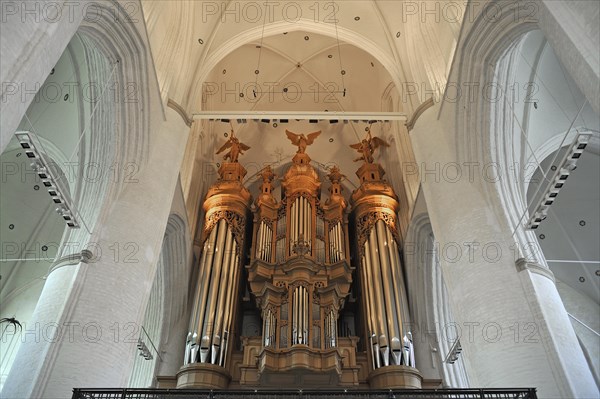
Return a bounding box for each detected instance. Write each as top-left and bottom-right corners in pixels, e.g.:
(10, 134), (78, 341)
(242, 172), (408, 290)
(176, 130), (422, 390)
(242, 149), (358, 387)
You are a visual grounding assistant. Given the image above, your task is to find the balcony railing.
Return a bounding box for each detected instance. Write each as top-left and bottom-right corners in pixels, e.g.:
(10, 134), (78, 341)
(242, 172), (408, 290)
(72, 388), (537, 399)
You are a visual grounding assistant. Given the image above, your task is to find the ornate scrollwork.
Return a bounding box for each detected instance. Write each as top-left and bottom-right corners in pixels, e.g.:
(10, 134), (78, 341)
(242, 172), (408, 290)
(203, 210), (246, 252)
(328, 218), (342, 231)
(355, 210), (400, 257)
(260, 217), (274, 229)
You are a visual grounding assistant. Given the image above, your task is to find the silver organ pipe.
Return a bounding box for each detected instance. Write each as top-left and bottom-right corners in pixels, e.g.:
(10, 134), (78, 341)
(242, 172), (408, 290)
(292, 287), (297, 344)
(202, 220), (228, 346)
(324, 309), (337, 349)
(212, 227), (235, 363)
(363, 242), (380, 369)
(368, 227), (388, 343)
(299, 286), (304, 344)
(290, 200), (296, 253)
(303, 286), (308, 344)
(361, 220), (412, 369)
(220, 242), (239, 367)
(328, 222), (345, 263)
(263, 307), (276, 348)
(307, 199), (312, 250)
(298, 197), (306, 244)
(187, 218), (248, 367)
(256, 221), (273, 262)
(258, 222), (264, 260)
(196, 220), (224, 363)
(185, 226), (216, 365)
(335, 223), (344, 260)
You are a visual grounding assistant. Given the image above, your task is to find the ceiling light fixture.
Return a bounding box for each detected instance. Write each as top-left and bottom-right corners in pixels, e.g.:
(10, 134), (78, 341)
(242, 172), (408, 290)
(253, 5), (268, 96)
(331, 7), (347, 97)
(526, 132), (591, 229)
(15, 131), (80, 229)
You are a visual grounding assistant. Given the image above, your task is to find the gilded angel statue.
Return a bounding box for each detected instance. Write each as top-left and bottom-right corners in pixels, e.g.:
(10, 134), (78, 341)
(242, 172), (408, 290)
(216, 130), (250, 162)
(285, 130), (321, 154)
(350, 129), (389, 164)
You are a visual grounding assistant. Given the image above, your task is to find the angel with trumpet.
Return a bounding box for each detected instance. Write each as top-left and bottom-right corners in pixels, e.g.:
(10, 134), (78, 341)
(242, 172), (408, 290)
(350, 126), (389, 164)
(216, 129), (250, 162)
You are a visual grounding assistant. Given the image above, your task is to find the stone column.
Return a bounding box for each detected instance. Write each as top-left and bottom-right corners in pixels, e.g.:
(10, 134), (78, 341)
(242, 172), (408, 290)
(2, 108), (190, 398)
(410, 104), (597, 398)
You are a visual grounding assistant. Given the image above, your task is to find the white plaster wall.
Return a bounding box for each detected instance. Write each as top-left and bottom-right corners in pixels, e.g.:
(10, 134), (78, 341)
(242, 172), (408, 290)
(2, 107), (190, 398)
(410, 101), (597, 397)
(556, 279), (600, 386)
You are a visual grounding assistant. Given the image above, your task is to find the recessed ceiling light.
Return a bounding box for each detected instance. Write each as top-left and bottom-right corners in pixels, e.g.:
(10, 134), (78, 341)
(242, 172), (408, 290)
(328, 54), (333, 58)
(34, 185), (40, 190)
(216, 163), (221, 168)
(63, 94), (69, 101)
(354, 16), (360, 21)
(198, 38), (204, 44)
(371, 62), (374, 67)
(595, 270), (600, 276)
(8, 224), (14, 230)
(239, 93), (244, 97)
(579, 220), (586, 226)
(224, 132), (228, 137)
(42, 245), (48, 251)
(255, 69), (260, 75)
(16, 153), (21, 157)
(396, 32), (401, 38)
(50, 68), (55, 75)
(273, 123), (278, 127)
(304, 36), (309, 41)
(539, 234), (545, 239)
(283, 87), (288, 93)
(256, 45), (261, 48)
(329, 138), (334, 142)
(283, 32), (288, 35)
(579, 276), (585, 282)
(550, 165), (557, 171)
(341, 70), (346, 75)
(222, 69), (226, 74)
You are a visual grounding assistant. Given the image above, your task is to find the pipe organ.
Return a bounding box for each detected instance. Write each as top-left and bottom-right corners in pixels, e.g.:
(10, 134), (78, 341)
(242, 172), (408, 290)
(176, 130), (420, 390)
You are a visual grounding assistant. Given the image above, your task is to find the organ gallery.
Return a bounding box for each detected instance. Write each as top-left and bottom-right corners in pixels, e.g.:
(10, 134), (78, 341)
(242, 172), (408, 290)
(176, 128), (420, 389)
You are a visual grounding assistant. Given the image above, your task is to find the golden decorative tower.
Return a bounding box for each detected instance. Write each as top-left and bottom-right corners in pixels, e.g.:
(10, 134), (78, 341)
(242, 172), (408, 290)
(241, 131), (358, 387)
(350, 133), (422, 389)
(176, 128), (419, 390)
(177, 134), (252, 389)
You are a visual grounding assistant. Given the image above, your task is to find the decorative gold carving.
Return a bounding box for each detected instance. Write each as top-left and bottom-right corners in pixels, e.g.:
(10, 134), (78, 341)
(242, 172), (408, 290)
(216, 129), (250, 162)
(350, 128), (389, 164)
(285, 130), (321, 154)
(355, 210), (400, 252)
(203, 209), (247, 251)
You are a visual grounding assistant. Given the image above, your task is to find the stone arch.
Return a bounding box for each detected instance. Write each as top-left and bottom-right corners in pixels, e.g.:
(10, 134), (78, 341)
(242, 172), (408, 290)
(129, 214), (191, 387)
(188, 20), (406, 110)
(451, 2), (599, 264)
(2, 2), (160, 396)
(404, 211), (470, 388)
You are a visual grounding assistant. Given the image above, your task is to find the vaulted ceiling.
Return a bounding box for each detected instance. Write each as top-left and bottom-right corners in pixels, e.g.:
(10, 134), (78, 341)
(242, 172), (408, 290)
(141, 0), (461, 115)
(141, 0), (462, 189)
